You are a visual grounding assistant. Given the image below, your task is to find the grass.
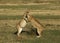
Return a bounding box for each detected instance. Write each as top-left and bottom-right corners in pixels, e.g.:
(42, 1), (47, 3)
(34, 15), (60, 19)
(0, 14), (60, 43)
(0, 4), (60, 10)
(0, 0), (60, 4)
(0, 15), (60, 20)
(0, 25), (60, 43)
(0, 0), (60, 43)
(0, 15), (22, 20)
(0, 17), (60, 43)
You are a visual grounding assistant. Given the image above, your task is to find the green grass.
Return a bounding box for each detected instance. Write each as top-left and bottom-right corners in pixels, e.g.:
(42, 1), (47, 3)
(0, 4), (60, 10)
(0, 0), (60, 4)
(34, 15), (60, 19)
(0, 26), (60, 43)
(0, 15), (60, 43)
(0, 0), (60, 43)
(0, 15), (22, 20)
(0, 15), (60, 20)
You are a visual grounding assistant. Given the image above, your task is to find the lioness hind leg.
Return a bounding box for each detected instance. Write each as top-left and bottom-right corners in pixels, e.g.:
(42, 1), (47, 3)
(36, 29), (43, 38)
(17, 27), (23, 37)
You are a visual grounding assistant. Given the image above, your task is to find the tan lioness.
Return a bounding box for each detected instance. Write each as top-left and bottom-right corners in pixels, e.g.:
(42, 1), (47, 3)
(24, 12), (44, 38)
(16, 11), (29, 37)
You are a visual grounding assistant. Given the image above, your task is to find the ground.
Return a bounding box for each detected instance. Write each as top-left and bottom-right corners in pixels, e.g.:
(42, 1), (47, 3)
(0, 19), (60, 43)
(0, 0), (60, 43)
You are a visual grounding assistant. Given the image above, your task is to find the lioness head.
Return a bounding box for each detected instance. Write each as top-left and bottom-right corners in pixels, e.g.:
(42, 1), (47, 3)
(23, 10), (30, 22)
(24, 10), (33, 22)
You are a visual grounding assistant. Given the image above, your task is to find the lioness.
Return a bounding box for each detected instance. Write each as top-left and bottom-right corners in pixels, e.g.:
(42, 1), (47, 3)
(24, 12), (44, 38)
(16, 11), (29, 37)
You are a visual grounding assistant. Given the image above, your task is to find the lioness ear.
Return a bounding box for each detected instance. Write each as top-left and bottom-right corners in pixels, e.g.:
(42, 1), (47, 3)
(26, 8), (31, 13)
(26, 9), (30, 14)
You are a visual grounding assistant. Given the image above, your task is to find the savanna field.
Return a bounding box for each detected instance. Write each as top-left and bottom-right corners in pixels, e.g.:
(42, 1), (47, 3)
(0, 0), (60, 43)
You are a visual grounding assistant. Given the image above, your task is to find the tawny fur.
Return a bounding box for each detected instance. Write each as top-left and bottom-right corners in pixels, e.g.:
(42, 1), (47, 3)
(26, 14), (44, 38)
(16, 11), (29, 37)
